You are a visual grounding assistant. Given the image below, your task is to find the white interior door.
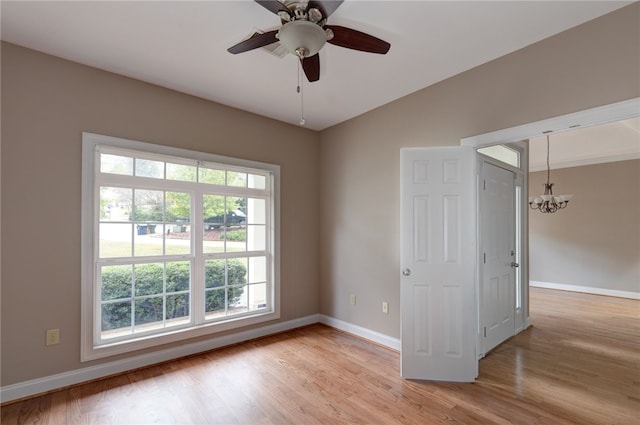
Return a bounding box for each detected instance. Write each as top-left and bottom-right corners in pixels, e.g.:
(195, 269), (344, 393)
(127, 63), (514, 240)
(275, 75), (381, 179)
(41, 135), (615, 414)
(481, 162), (516, 354)
(400, 147), (477, 382)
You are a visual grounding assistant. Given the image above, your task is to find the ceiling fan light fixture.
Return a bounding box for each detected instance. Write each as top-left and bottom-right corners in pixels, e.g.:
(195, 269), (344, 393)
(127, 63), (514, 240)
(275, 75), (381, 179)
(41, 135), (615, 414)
(308, 8), (323, 23)
(277, 20), (327, 58)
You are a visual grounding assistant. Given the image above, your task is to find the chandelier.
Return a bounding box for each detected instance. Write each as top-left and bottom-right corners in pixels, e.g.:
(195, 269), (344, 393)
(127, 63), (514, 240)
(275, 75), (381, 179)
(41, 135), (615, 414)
(529, 133), (573, 213)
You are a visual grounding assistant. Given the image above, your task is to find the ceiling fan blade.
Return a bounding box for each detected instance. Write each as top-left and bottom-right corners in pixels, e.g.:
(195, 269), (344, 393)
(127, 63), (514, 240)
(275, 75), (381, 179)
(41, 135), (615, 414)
(301, 54), (320, 82)
(325, 25), (390, 54)
(254, 0), (289, 15)
(227, 30), (279, 54)
(308, 0), (344, 18)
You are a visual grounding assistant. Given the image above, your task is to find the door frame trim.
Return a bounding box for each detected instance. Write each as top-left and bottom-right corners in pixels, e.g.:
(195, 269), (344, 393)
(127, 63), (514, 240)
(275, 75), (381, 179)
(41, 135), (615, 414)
(460, 98), (640, 148)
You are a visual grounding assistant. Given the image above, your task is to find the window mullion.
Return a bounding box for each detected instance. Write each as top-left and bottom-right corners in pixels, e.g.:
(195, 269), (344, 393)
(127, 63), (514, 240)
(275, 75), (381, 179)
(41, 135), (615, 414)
(192, 187), (205, 325)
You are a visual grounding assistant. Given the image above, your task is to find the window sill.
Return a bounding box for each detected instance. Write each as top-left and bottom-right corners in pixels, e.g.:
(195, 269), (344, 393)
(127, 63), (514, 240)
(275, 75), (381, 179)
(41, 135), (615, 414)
(82, 309), (279, 362)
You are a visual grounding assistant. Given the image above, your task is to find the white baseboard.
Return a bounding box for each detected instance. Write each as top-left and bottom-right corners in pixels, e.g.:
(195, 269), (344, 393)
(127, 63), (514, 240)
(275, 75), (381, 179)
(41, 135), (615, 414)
(319, 314), (401, 351)
(1, 314), (400, 404)
(530, 281), (640, 300)
(1, 314), (320, 404)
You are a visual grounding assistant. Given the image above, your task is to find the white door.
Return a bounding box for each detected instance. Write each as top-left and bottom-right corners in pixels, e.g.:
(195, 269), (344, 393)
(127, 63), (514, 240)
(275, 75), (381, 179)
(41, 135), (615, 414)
(400, 147), (477, 382)
(481, 162), (516, 354)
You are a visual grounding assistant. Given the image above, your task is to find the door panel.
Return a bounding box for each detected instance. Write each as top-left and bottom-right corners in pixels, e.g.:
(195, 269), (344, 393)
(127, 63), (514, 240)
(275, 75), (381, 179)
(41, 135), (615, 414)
(481, 162), (515, 354)
(400, 147), (477, 382)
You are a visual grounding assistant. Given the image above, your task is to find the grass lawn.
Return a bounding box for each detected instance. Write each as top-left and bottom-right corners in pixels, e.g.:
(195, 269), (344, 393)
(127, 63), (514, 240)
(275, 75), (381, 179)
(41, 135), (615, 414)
(100, 238), (245, 258)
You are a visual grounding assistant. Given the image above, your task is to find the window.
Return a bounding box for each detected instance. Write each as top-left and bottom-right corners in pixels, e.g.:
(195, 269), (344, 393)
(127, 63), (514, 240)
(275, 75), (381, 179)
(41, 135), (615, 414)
(477, 144), (520, 168)
(81, 133), (279, 360)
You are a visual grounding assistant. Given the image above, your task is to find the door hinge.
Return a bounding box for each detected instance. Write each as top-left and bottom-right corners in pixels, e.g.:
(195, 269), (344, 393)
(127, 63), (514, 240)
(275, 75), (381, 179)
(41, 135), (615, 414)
(483, 179), (486, 190)
(483, 253), (486, 264)
(484, 327), (486, 338)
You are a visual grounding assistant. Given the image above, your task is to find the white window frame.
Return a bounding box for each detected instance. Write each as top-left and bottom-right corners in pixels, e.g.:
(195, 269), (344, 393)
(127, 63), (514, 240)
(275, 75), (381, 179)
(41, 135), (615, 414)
(81, 133), (280, 361)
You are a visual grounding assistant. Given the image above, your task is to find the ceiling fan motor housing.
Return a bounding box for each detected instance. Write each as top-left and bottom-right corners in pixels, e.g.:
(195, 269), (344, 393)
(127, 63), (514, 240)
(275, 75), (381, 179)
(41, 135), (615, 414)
(228, 1), (390, 82)
(277, 20), (327, 57)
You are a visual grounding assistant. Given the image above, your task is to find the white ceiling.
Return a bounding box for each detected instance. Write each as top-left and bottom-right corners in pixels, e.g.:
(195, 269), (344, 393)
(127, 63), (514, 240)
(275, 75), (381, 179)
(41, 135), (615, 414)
(1, 1), (632, 131)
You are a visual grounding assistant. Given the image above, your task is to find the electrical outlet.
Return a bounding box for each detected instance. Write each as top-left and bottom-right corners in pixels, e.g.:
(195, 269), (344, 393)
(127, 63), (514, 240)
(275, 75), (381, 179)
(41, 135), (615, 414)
(350, 294), (356, 305)
(382, 301), (389, 314)
(46, 328), (60, 346)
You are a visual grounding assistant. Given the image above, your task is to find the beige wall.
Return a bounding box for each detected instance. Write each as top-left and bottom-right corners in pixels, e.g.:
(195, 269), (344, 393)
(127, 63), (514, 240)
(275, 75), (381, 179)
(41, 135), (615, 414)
(1, 42), (321, 386)
(319, 4), (640, 338)
(529, 160), (640, 293)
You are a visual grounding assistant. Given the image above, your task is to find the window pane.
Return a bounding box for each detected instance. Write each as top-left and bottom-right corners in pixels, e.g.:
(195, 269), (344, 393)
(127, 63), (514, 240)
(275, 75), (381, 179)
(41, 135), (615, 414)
(248, 283), (267, 310)
(165, 226), (190, 255)
(225, 196), (247, 252)
(101, 153), (133, 176)
(227, 171), (247, 187)
(134, 190), (163, 221)
(204, 258), (248, 319)
(228, 258), (248, 286)
(477, 145), (520, 168)
(134, 297), (163, 327)
(203, 195), (225, 254)
(248, 256), (267, 284)
(203, 194), (225, 227)
(203, 233), (224, 254)
(205, 288), (225, 315)
(102, 301), (131, 332)
(134, 263), (163, 296)
(229, 285), (248, 315)
(247, 198), (266, 225)
(166, 261), (190, 292)
(248, 225), (266, 251)
(205, 259), (225, 288)
(100, 187), (132, 221)
(166, 163), (196, 182)
(100, 223), (132, 258)
(101, 265), (132, 301)
(226, 197), (247, 227)
(166, 192), (191, 255)
(166, 192), (190, 223)
(248, 174), (266, 190)
(134, 224), (163, 257)
(224, 228), (247, 252)
(166, 293), (189, 320)
(135, 158), (164, 178)
(199, 167), (225, 185)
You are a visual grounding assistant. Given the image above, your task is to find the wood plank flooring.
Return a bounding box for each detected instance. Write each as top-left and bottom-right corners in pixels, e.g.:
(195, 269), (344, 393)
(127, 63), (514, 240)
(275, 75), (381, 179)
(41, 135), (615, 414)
(2, 287), (639, 424)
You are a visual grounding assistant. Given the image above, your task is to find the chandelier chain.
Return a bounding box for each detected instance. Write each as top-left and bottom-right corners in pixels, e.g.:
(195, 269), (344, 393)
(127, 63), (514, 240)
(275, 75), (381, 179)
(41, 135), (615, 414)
(546, 135), (551, 185)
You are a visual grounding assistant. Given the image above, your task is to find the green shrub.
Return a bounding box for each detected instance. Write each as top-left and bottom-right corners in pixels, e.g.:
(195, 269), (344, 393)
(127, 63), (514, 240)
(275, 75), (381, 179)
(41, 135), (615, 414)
(101, 260), (245, 331)
(223, 229), (246, 241)
(204, 259), (246, 313)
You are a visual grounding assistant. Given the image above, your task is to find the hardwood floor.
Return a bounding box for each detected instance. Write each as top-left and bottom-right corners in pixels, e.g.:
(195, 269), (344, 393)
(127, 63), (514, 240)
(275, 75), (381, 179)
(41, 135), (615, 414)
(2, 287), (639, 424)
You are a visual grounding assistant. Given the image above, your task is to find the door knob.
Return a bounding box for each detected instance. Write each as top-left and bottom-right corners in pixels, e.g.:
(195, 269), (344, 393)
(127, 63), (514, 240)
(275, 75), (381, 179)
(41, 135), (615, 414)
(510, 262), (519, 268)
(402, 268), (411, 276)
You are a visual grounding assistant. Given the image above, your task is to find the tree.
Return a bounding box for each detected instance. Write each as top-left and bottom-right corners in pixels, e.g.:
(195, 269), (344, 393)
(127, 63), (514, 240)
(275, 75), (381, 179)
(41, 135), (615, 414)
(166, 192), (190, 222)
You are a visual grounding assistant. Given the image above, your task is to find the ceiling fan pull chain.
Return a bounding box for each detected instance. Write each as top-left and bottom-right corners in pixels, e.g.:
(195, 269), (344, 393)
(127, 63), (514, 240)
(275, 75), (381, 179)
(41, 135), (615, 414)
(298, 59), (305, 126)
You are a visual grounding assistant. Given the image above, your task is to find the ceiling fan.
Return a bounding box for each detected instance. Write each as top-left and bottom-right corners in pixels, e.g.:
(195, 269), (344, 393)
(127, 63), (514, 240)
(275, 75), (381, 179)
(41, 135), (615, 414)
(227, 0), (391, 82)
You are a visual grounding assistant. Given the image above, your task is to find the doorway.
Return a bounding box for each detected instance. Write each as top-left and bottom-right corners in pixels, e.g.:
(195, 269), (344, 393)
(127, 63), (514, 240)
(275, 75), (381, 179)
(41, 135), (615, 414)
(400, 97), (639, 382)
(479, 161), (516, 354)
